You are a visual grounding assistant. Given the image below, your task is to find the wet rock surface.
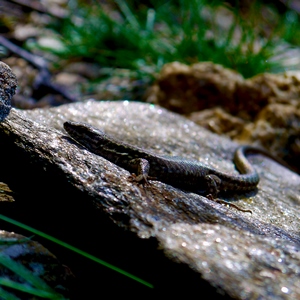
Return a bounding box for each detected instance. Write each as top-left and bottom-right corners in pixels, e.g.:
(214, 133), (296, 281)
(0, 99), (299, 298)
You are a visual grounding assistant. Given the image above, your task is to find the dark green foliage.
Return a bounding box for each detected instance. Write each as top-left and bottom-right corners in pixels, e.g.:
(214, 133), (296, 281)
(31, 0), (300, 78)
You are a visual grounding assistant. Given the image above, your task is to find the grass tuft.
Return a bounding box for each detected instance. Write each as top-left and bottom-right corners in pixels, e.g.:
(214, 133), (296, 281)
(30, 0), (300, 79)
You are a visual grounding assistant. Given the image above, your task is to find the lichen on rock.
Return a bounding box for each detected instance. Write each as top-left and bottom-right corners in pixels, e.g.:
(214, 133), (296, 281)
(0, 61), (17, 121)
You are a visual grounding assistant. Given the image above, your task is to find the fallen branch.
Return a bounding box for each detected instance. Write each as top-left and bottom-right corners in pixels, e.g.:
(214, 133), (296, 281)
(9, 0), (67, 19)
(0, 36), (78, 103)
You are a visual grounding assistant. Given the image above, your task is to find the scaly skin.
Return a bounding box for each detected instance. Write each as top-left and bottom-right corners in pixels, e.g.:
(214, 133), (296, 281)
(63, 121), (273, 198)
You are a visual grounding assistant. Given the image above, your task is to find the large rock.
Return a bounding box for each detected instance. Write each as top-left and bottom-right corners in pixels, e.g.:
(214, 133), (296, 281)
(0, 98), (299, 298)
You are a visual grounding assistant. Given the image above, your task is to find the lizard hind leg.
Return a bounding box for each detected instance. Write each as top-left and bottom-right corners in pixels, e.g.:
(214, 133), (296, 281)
(205, 175), (252, 213)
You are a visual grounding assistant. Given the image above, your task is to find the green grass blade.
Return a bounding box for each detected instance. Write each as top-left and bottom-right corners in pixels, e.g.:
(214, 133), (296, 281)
(0, 286), (21, 300)
(0, 277), (65, 299)
(0, 253), (58, 293)
(115, 0), (139, 29)
(0, 214), (153, 289)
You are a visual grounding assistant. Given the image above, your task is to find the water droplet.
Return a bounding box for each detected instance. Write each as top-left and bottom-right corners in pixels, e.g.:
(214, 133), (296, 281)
(202, 261), (208, 267)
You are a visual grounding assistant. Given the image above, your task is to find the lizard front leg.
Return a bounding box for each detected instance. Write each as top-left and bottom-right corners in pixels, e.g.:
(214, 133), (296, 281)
(128, 158), (152, 183)
(205, 174), (222, 198)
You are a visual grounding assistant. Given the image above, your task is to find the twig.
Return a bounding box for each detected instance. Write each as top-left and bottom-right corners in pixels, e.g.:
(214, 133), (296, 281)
(0, 36), (78, 103)
(9, 0), (67, 19)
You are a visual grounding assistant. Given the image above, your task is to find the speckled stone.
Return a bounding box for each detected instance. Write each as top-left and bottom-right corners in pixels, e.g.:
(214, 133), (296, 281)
(0, 99), (300, 299)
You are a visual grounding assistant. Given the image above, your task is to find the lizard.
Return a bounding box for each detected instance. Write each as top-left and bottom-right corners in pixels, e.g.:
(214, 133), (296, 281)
(63, 121), (289, 212)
